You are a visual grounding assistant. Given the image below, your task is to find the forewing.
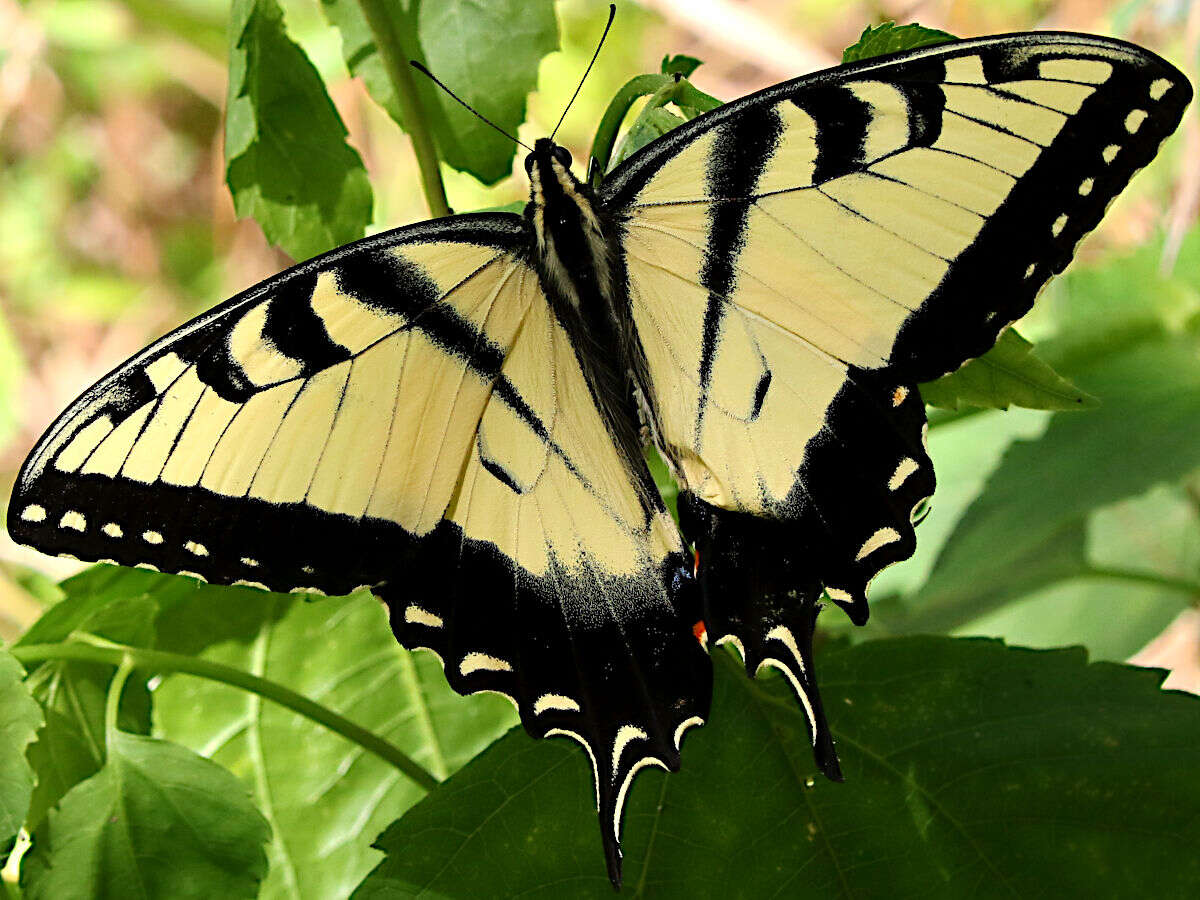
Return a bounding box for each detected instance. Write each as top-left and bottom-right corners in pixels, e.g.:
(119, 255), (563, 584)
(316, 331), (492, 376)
(11, 216), (528, 593)
(605, 33), (1190, 762)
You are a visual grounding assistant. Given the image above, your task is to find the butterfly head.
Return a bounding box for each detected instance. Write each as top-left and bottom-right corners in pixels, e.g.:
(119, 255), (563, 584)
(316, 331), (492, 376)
(524, 138), (575, 191)
(524, 138), (604, 253)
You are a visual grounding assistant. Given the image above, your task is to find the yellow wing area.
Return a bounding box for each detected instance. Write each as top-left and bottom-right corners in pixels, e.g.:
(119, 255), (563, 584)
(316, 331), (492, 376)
(616, 37), (1185, 516)
(449, 271), (679, 579)
(14, 225), (677, 592)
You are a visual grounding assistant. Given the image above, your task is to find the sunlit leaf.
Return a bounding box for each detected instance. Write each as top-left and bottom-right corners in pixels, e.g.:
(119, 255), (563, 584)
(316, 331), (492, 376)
(0, 649), (43, 851)
(660, 53), (702, 77)
(901, 338), (1200, 634)
(612, 107), (685, 168)
(842, 21), (956, 63)
(320, 0), (557, 185)
(226, 0), (372, 260)
(21, 731), (270, 900)
(956, 484), (1200, 660)
(155, 590), (517, 900)
(18, 577), (162, 831)
(919, 328), (1097, 411)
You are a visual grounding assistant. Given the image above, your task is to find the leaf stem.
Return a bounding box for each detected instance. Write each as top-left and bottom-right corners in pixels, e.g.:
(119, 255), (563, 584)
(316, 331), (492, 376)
(1077, 566), (1200, 601)
(12, 635), (441, 793)
(588, 73), (671, 186)
(924, 402), (989, 431)
(355, 0), (451, 218)
(104, 656), (135, 743)
(588, 71), (721, 186)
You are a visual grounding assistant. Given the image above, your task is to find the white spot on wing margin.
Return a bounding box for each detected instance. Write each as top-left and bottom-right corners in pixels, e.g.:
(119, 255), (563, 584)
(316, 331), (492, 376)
(404, 605), (444, 628)
(59, 511), (86, 531)
(888, 458), (919, 491)
(459, 652), (513, 676)
(534, 694), (580, 715)
(673, 716), (704, 750)
(855, 527), (901, 561)
(715, 634), (746, 663)
(765, 625), (807, 676)
(20, 505), (46, 523)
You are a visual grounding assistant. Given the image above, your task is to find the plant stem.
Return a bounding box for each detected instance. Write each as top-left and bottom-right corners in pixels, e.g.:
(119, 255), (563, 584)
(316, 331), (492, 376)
(12, 635), (441, 793)
(1077, 566), (1200, 601)
(588, 73), (671, 186)
(355, 0), (451, 218)
(105, 657), (135, 742)
(588, 72), (722, 186)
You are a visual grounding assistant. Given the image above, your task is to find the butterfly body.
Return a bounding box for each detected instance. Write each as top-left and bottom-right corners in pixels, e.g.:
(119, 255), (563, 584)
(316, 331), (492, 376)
(8, 32), (1190, 886)
(523, 136), (664, 512)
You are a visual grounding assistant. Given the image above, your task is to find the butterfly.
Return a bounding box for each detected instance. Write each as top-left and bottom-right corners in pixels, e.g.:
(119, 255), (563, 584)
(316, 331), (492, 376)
(8, 25), (1190, 887)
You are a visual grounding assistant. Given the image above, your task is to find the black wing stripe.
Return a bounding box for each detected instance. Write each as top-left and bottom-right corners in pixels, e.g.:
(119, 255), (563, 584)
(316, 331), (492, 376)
(262, 270), (353, 375)
(694, 105), (784, 444)
(791, 86), (873, 183)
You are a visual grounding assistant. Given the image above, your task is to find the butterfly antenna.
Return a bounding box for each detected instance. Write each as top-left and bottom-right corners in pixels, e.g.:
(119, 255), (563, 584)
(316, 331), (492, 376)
(410, 61), (534, 152)
(550, 3), (616, 141)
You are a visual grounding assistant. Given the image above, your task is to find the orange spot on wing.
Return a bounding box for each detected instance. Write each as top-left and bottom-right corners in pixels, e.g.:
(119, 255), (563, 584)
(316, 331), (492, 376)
(692, 620), (707, 643)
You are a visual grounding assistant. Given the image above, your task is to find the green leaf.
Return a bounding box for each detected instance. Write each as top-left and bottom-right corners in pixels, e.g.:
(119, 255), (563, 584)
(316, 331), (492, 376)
(471, 200), (526, 215)
(320, 0), (558, 185)
(645, 447), (679, 523)
(16, 568), (302, 833)
(20, 579), (161, 831)
(154, 590), (517, 900)
(957, 484), (1200, 660)
(354, 638), (1200, 896)
(21, 731), (270, 900)
(17, 565), (199, 650)
(660, 53), (702, 78)
(612, 107), (686, 168)
(842, 21), (957, 63)
(19, 564), (289, 659)
(899, 338), (1200, 634)
(1036, 230), (1200, 371)
(0, 649), (43, 851)
(919, 328), (1098, 411)
(865, 407), (1053, 606)
(226, 0), (372, 261)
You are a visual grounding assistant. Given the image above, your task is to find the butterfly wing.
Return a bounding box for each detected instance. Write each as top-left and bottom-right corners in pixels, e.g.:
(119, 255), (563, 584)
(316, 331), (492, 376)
(9, 213), (709, 878)
(604, 33), (1190, 768)
(12, 216), (525, 592)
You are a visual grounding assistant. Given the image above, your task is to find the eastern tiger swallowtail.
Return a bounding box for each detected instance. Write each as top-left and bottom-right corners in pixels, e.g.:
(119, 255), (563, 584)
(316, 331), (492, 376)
(7, 28), (1190, 887)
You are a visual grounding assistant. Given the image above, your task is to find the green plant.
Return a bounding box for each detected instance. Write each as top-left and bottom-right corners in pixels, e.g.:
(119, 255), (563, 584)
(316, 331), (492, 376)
(2, 6), (1199, 898)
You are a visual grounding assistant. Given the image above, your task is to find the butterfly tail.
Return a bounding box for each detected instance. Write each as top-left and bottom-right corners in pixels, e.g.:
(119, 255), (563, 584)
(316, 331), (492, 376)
(679, 494), (843, 781)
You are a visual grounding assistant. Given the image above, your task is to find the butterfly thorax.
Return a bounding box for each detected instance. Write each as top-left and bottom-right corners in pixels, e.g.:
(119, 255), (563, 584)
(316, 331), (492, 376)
(524, 138), (615, 312)
(523, 137), (661, 503)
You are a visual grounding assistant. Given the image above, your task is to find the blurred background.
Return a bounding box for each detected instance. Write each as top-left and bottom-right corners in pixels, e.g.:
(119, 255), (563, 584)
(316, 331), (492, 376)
(1, 0), (1197, 684)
